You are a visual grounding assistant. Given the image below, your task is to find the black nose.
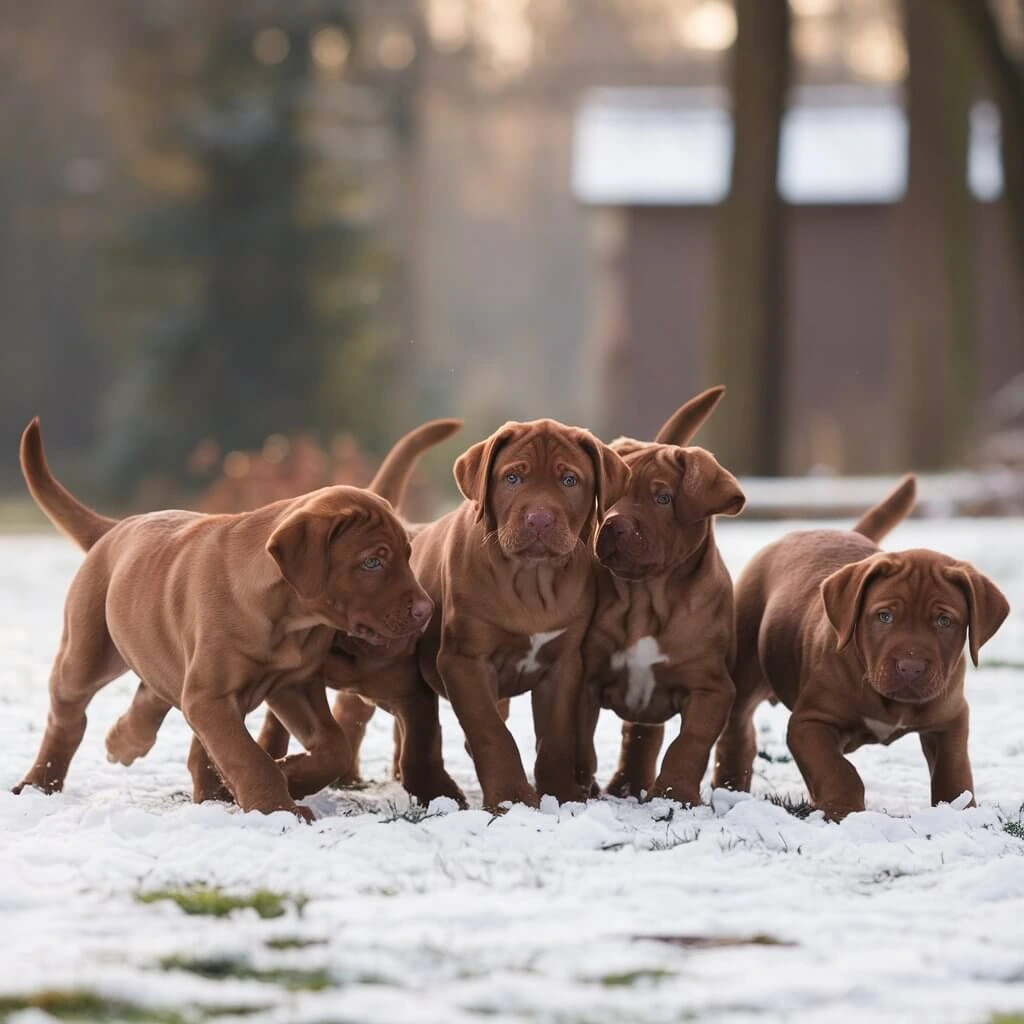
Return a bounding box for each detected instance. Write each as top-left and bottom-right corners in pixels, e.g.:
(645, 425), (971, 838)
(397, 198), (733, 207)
(524, 508), (555, 534)
(895, 656), (927, 683)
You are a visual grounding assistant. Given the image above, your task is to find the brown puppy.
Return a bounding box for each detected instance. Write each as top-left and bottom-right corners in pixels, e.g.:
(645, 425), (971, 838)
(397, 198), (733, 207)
(581, 387), (745, 805)
(712, 477), (1009, 820)
(256, 420), (467, 808)
(14, 420), (431, 819)
(408, 419), (630, 810)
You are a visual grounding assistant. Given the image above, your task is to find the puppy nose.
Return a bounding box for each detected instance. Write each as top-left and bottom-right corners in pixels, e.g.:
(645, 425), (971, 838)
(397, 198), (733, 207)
(608, 515), (639, 539)
(895, 656), (927, 682)
(524, 508), (555, 534)
(409, 596), (433, 626)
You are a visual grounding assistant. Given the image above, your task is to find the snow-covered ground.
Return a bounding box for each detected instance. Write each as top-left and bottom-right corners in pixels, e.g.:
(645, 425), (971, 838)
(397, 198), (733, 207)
(1, 518), (1022, 1024)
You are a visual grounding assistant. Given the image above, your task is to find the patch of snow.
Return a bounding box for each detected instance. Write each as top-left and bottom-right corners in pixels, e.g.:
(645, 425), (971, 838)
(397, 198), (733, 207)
(1, 519), (1023, 1023)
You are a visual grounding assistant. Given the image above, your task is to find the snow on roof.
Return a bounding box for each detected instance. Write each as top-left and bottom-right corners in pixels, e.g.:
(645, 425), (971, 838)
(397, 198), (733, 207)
(572, 86), (1004, 206)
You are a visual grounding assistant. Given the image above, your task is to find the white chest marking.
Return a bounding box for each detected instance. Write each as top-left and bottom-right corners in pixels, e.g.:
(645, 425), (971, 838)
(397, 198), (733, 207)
(611, 636), (669, 712)
(863, 716), (904, 742)
(517, 629), (566, 674)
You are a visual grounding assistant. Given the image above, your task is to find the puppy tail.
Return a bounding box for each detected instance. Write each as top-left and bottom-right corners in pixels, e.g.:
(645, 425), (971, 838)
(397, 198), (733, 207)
(20, 419), (118, 551)
(654, 386), (726, 446)
(852, 474), (917, 543)
(369, 418), (462, 510)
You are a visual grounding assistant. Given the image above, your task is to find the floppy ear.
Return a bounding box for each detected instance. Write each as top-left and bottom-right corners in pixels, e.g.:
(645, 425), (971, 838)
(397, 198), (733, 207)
(655, 386), (726, 446)
(821, 555), (896, 652)
(943, 564), (1010, 667)
(267, 508), (352, 600)
(453, 425), (518, 531)
(576, 431), (631, 520)
(676, 446), (746, 520)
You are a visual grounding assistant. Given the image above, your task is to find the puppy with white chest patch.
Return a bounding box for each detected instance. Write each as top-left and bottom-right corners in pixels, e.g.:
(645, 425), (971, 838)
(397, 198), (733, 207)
(580, 387), (746, 805)
(410, 419), (631, 810)
(712, 477), (1010, 820)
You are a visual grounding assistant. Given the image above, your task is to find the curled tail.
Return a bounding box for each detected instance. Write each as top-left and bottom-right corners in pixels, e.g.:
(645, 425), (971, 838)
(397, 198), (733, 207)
(654, 385), (726, 446)
(369, 418), (462, 510)
(20, 419), (118, 551)
(852, 474), (917, 543)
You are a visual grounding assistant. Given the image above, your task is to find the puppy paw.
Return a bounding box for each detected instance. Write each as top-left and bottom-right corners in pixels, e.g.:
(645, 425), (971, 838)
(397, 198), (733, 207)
(482, 781), (539, 812)
(105, 718), (158, 767)
(604, 771), (649, 800)
(646, 782), (702, 808)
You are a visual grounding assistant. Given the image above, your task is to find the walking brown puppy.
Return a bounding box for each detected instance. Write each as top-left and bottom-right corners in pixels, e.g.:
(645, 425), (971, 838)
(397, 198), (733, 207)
(581, 387), (745, 805)
(712, 477), (1009, 820)
(410, 419), (630, 810)
(256, 419), (467, 808)
(13, 419), (432, 819)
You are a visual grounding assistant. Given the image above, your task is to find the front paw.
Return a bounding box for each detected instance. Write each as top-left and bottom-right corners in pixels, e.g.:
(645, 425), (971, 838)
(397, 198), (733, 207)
(605, 770), (650, 800)
(482, 780), (539, 812)
(647, 779), (702, 808)
(815, 799), (863, 822)
(403, 769), (468, 810)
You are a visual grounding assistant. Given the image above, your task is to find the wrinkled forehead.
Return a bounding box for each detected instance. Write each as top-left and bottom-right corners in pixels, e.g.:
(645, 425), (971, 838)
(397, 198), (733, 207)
(493, 424), (591, 472)
(864, 553), (969, 613)
(332, 499), (408, 551)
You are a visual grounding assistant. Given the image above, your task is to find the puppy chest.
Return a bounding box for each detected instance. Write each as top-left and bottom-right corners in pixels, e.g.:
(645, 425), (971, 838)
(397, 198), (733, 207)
(594, 636), (678, 721)
(495, 629), (567, 694)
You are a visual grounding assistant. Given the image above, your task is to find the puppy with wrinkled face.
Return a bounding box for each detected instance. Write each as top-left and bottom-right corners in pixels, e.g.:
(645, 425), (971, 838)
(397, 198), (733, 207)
(14, 419), (431, 819)
(581, 387), (746, 806)
(713, 477), (1009, 820)
(411, 418), (630, 810)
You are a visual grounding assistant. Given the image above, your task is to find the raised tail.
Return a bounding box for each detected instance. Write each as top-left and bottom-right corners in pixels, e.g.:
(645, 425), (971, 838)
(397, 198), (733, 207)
(20, 419), (118, 551)
(654, 385), (726, 446)
(369, 418), (462, 509)
(852, 474), (917, 543)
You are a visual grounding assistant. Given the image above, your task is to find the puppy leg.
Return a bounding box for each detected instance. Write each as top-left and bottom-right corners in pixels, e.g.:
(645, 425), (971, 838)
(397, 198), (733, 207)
(183, 687), (306, 819)
(532, 652), (590, 804)
(712, 681), (772, 792)
(606, 723), (664, 799)
(439, 649), (537, 810)
(188, 734), (233, 803)
(267, 682), (354, 800)
(920, 709), (975, 807)
(650, 677), (734, 806)
(787, 713), (865, 821)
(576, 689), (603, 797)
(389, 686), (466, 808)
(105, 682), (172, 766)
(256, 710), (292, 761)
(332, 691), (378, 783)
(15, 579), (127, 795)
(463, 698), (509, 761)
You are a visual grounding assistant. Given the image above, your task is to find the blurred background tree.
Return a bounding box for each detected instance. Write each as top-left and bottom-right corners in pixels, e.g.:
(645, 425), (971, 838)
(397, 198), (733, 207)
(96, 2), (394, 498)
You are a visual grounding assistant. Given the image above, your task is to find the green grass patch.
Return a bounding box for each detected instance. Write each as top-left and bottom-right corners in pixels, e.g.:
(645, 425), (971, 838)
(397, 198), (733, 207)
(160, 955), (332, 992)
(263, 936), (326, 951)
(757, 748), (794, 764)
(636, 933), (794, 950)
(991, 1015), (1024, 1024)
(598, 968), (676, 988)
(0, 990), (188, 1023)
(136, 884), (306, 920)
(1002, 819), (1024, 841)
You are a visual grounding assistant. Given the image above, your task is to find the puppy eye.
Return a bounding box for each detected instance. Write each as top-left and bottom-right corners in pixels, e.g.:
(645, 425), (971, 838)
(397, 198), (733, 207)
(877, 610), (894, 624)
(655, 494), (672, 505)
(561, 473), (578, 488)
(936, 614), (952, 628)
(361, 556), (383, 570)
(504, 472), (521, 485)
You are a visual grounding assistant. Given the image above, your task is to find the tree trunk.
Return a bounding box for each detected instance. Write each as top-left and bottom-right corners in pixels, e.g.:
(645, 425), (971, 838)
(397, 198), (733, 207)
(706, 0), (790, 476)
(895, 0), (975, 470)
(953, 0), (1024, 289)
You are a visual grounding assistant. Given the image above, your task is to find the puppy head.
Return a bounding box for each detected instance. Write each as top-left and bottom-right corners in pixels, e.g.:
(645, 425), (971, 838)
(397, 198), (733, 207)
(454, 419), (629, 563)
(822, 549), (1009, 703)
(596, 444), (745, 580)
(267, 487), (433, 646)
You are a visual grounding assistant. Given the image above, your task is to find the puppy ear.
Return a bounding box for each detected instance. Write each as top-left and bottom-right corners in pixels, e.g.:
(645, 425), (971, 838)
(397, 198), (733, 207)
(655, 386), (726, 446)
(821, 555), (896, 652)
(943, 564), (1010, 667)
(608, 436), (646, 458)
(267, 508), (351, 600)
(453, 425), (517, 531)
(576, 432), (631, 520)
(676, 447), (746, 520)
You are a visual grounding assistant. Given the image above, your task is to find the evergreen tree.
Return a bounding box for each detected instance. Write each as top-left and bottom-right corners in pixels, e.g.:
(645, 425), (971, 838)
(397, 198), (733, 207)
(98, 2), (393, 498)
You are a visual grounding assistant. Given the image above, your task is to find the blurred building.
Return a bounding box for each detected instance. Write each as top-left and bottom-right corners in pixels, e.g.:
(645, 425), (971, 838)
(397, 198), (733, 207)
(572, 85), (1024, 472)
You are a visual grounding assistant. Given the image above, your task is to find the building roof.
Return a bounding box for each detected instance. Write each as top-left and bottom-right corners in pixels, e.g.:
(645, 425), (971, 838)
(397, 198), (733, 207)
(572, 86), (1003, 206)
